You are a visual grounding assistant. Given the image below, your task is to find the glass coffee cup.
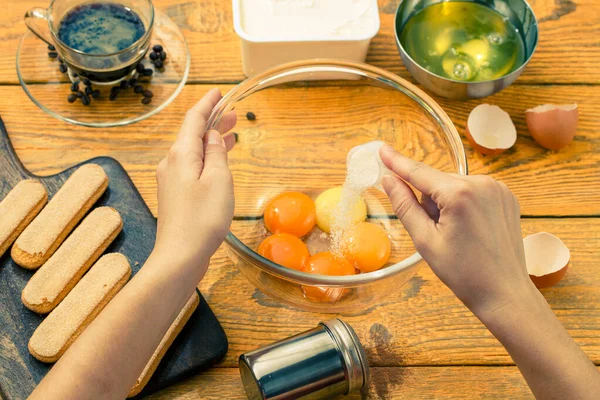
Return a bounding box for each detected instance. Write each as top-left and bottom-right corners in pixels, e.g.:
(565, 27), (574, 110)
(25, 0), (154, 84)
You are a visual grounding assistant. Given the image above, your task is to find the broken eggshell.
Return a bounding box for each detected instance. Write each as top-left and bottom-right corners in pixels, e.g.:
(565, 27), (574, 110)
(466, 104), (517, 155)
(524, 232), (570, 289)
(525, 104), (578, 150)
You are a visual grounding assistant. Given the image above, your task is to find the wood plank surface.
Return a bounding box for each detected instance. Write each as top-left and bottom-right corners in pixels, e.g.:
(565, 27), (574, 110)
(146, 366), (600, 399)
(0, 84), (597, 217)
(2, 0), (599, 397)
(195, 218), (600, 368)
(3, 0), (600, 85)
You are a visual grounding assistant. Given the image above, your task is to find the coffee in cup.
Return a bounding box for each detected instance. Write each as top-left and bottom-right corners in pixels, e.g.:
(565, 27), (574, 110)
(25, 0), (154, 84)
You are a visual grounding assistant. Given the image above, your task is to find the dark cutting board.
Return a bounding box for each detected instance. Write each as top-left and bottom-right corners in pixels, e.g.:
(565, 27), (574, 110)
(0, 117), (228, 400)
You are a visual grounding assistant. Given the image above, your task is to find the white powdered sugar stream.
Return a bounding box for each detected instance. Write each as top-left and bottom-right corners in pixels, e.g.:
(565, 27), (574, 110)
(330, 147), (380, 255)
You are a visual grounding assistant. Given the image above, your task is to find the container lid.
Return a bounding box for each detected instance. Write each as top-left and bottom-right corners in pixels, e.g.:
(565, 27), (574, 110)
(321, 319), (370, 393)
(232, 0), (381, 43)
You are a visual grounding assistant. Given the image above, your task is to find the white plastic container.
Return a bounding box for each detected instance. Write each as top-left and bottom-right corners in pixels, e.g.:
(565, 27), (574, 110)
(232, 0), (380, 77)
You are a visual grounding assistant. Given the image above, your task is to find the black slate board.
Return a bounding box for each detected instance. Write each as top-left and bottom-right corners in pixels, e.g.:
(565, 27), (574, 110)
(0, 117), (228, 400)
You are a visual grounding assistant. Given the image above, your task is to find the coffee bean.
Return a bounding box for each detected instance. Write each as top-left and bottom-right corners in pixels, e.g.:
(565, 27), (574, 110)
(143, 68), (153, 77)
(92, 90), (101, 99)
(154, 60), (163, 69)
(67, 93), (77, 103)
(149, 52), (158, 61)
(111, 86), (121, 95)
(59, 64), (68, 73)
(85, 86), (93, 95)
(109, 92), (118, 101)
(152, 44), (163, 53)
(72, 72), (78, 78)
(58, 57), (64, 64)
(77, 91), (84, 98)
(120, 80), (129, 89)
(48, 52), (58, 59)
(70, 82), (79, 92)
(159, 51), (167, 61)
(82, 79), (91, 87)
(142, 90), (153, 98)
(246, 111), (256, 121)
(47, 44), (56, 51)
(134, 85), (143, 94)
(142, 97), (152, 105)
(81, 95), (91, 106)
(129, 78), (138, 86)
(136, 62), (145, 73)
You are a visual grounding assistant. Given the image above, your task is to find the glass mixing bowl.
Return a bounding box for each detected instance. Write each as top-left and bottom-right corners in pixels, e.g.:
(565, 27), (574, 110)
(207, 60), (467, 313)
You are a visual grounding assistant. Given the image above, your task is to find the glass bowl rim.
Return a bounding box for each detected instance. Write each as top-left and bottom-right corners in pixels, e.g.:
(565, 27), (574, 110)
(207, 59), (468, 286)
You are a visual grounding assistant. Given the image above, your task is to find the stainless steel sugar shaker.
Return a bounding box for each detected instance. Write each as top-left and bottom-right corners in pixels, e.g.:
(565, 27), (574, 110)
(239, 318), (369, 400)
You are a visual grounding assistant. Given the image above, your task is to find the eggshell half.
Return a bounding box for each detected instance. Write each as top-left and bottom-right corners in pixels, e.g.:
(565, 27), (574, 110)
(524, 232), (570, 289)
(525, 104), (578, 150)
(466, 104), (517, 155)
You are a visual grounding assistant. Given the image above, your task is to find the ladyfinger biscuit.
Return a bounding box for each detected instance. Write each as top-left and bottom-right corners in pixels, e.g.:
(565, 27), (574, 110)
(28, 253), (131, 363)
(12, 164), (108, 269)
(0, 180), (47, 258)
(22, 207), (123, 314)
(128, 292), (200, 398)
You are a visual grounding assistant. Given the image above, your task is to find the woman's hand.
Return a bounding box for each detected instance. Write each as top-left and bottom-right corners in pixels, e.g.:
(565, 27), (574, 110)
(154, 88), (237, 273)
(379, 145), (531, 316)
(29, 89), (240, 400)
(379, 145), (600, 399)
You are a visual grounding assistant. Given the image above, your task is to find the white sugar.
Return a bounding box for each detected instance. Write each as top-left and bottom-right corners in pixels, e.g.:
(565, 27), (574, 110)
(346, 148), (380, 190)
(330, 148), (380, 255)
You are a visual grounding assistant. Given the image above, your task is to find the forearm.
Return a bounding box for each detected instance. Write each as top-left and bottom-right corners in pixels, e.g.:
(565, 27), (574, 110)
(30, 250), (207, 400)
(477, 282), (600, 399)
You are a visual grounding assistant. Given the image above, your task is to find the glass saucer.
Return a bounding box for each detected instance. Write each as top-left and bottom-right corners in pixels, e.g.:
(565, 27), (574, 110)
(16, 9), (190, 127)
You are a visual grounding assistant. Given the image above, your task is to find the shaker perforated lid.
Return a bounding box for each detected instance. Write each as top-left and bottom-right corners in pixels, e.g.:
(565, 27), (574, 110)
(321, 318), (370, 393)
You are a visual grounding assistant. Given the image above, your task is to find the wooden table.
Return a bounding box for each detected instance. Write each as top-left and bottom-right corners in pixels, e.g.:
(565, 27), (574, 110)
(2, 1), (599, 398)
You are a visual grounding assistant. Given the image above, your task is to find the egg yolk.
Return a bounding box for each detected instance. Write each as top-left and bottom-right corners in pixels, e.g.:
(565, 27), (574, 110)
(264, 192), (316, 237)
(302, 251), (355, 302)
(314, 186), (367, 233)
(257, 233), (310, 271)
(341, 222), (391, 273)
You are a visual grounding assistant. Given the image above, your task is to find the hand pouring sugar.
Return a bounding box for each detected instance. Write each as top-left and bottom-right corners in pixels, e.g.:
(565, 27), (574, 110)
(330, 141), (393, 255)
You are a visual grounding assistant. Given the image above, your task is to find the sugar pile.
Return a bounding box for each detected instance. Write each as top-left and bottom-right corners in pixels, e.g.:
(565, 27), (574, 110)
(330, 147), (380, 255)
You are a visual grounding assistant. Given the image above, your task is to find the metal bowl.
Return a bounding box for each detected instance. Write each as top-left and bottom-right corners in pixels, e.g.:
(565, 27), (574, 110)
(394, 0), (538, 99)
